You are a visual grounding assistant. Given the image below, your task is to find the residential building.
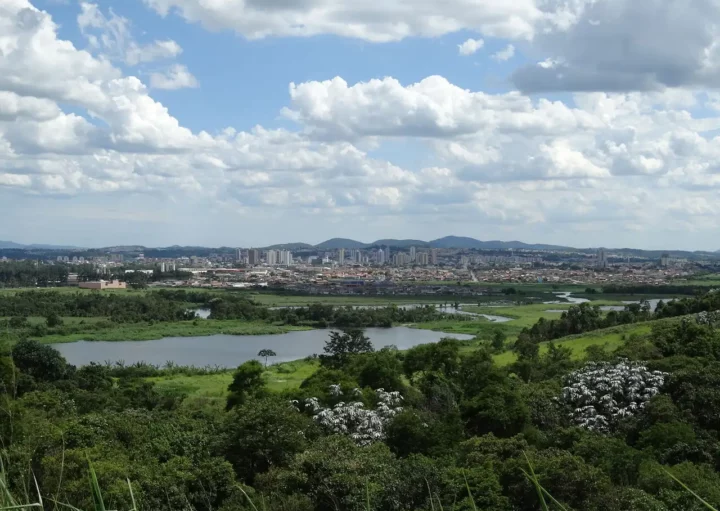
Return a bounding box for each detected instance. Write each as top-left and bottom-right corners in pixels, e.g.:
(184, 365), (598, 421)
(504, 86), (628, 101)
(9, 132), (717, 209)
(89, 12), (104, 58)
(338, 248), (345, 266)
(79, 280), (127, 290)
(431, 248), (438, 265)
(410, 246), (416, 262)
(248, 249), (260, 265)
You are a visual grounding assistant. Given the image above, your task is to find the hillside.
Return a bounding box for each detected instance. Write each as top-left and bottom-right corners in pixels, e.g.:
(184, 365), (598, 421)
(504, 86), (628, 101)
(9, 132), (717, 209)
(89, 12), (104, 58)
(315, 238), (367, 249)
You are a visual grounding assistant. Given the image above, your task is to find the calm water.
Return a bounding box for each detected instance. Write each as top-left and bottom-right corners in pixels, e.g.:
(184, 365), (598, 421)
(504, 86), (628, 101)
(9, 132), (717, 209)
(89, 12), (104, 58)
(51, 327), (474, 368)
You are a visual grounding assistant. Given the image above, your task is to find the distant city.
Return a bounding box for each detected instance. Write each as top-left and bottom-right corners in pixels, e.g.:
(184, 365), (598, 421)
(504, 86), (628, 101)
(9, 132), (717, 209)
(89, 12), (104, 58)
(1, 235), (716, 293)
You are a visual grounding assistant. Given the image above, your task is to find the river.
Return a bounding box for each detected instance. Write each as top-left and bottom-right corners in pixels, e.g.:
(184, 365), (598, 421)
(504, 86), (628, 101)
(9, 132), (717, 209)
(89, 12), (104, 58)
(50, 327), (475, 368)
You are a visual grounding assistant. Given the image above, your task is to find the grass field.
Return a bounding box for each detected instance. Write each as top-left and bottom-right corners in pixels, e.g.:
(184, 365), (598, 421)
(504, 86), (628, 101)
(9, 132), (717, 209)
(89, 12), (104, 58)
(37, 320), (311, 344)
(492, 321), (654, 366)
(150, 358), (319, 407)
(244, 293), (460, 306)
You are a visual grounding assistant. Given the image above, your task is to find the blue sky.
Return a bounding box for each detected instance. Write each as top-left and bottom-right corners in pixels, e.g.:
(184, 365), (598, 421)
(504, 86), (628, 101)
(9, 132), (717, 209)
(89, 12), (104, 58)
(2, 0), (720, 249)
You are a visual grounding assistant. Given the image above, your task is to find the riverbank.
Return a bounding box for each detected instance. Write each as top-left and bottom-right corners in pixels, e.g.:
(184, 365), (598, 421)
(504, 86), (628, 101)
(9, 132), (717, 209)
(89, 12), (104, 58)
(38, 320), (313, 343)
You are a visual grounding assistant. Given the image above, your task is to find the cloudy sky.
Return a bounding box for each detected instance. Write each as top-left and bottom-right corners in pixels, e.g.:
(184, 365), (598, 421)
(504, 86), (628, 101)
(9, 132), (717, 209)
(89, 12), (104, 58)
(2, 0), (720, 250)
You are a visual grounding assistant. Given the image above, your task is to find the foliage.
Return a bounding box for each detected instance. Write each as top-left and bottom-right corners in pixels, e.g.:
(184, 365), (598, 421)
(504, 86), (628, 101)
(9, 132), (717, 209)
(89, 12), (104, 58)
(301, 386), (403, 445)
(226, 360), (267, 410)
(560, 360), (667, 432)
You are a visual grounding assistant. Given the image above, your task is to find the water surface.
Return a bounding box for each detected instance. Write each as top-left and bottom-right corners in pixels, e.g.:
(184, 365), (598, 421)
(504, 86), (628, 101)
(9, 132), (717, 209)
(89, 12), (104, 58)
(51, 327), (474, 368)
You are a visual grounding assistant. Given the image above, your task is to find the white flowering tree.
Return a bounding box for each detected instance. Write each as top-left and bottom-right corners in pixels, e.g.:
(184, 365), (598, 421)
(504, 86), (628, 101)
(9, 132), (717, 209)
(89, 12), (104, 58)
(559, 360), (667, 432)
(696, 310), (720, 326)
(299, 385), (403, 445)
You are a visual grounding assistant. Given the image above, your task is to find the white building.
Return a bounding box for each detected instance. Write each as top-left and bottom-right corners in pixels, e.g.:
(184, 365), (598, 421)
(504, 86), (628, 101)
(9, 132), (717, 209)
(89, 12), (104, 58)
(409, 246), (416, 262)
(338, 248), (345, 266)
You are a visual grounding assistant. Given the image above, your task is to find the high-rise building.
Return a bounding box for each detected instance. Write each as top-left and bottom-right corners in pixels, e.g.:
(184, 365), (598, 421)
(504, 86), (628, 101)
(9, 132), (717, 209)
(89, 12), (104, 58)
(431, 248), (438, 265)
(236, 248), (242, 261)
(377, 249), (385, 265)
(417, 252), (429, 266)
(338, 248), (345, 266)
(248, 249), (260, 265)
(410, 246), (416, 262)
(353, 249), (362, 263)
(596, 248), (608, 269)
(266, 250), (278, 265)
(660, 253), (670, 267)
(278, 250), (293, 266)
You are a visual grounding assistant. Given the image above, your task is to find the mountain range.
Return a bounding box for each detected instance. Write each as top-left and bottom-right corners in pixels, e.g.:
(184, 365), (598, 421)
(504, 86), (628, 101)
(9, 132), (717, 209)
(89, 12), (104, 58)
(0, 240), (82, 250)
(311, 236), (574, 251)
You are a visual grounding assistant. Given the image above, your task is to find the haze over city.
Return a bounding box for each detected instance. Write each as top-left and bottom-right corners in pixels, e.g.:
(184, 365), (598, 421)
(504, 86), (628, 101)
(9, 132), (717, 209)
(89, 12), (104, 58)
(2, 1), (720, 250)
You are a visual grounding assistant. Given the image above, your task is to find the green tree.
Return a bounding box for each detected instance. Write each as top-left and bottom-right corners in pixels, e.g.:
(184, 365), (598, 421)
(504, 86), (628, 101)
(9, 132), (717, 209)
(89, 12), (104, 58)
(491, 330), (506, 351)
(223, 396), (314, 483)
(46, 312), (63, 328)
(227, 360), (267, 410)
(319, 329), (373, 368)
(257, 348), (277, 368)
(11, 339), (70, 382)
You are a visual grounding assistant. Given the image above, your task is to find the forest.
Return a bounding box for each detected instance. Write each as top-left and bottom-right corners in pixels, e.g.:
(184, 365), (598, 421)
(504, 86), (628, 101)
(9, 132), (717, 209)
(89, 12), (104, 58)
(3, 290), (720, 509)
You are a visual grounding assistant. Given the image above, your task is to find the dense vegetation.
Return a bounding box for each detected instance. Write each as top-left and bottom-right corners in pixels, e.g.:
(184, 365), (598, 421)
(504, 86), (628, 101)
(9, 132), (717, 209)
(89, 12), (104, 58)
(0, 290), (467, 344)
(4, 288), (720, 509)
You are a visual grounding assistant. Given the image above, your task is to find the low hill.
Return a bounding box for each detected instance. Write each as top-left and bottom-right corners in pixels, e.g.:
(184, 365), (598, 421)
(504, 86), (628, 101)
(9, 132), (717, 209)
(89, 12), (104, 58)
(369, 239), (430, 248)
(315, 238), (367, 250)
(263, 242), (315, 250)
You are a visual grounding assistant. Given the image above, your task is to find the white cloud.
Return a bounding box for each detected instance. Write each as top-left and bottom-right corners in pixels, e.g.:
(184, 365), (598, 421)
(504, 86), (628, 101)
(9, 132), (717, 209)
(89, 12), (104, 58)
(512, 0), (720, 92)
(458, 38), (484, 56)
(4, 0), (720, 249)
(492, 44), (515, 61)
(78, 2), (183, 65)
(150, 65), (199, 89)
(143, 0), (542, 42)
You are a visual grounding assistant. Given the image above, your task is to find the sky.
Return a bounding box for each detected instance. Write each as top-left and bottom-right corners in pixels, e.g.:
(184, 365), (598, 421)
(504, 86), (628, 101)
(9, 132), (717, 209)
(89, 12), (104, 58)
(2, 0), (720, 250)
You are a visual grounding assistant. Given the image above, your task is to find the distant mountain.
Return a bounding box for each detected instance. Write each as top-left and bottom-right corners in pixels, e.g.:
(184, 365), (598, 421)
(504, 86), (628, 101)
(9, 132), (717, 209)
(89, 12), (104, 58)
(0, 240), (82, 250)
(263, 242), (315, 250)
(428, 236), (572, 251)
(315, 238), (367, 250)
(370, 239), (430, 248)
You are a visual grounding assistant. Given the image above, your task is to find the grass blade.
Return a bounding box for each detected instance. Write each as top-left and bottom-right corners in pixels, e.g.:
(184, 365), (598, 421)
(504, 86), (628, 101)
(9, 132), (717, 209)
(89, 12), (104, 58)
(86, 457), (106, 511)
(237, 486), (259, 511)
(127, 479), (137, 511)
(425, 479), (435, 511)
(664, 468), (718, 511)
(463, 471), (477, 511)
(522, 452), (548, 511)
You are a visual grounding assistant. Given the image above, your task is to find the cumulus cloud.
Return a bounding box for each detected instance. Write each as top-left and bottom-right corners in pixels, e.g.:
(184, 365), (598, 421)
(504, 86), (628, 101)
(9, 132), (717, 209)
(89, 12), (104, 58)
(4, 0), (720, 248)
(512, 0), (720, 92)
(458, 38), (484, 56)
(78, 3), (183, 66)
(492, 44), (515, 61)
(150, 65), (199, 89)
(143, 0), (542, 42)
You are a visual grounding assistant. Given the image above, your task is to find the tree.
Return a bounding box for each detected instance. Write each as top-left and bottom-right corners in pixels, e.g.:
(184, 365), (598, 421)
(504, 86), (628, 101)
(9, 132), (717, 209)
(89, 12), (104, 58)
(226, 360), (267, 410)
(257, 348), (277, 368)
(11, 339), (71, 382)
(46, 312), (63, 328)
(491, 330), (506, 351)
(223, 396), (314, 483)
(320, 329), (373, 368)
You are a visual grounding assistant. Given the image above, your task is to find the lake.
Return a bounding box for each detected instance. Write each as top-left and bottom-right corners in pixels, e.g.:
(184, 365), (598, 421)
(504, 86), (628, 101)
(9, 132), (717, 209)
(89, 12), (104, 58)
(51, 327), (475, 368)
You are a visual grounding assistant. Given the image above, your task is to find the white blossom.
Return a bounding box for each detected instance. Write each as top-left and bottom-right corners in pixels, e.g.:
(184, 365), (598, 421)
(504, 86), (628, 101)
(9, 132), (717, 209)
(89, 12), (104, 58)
(303, 386), (403, 445)
(559, 360), (666, 432)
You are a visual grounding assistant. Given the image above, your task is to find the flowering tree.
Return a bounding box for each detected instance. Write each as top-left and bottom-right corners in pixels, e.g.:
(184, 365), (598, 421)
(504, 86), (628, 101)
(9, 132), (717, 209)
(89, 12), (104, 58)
(559, 360), (667, 432)
(696, 310), (720, 326)
(300, 385), (403, 445)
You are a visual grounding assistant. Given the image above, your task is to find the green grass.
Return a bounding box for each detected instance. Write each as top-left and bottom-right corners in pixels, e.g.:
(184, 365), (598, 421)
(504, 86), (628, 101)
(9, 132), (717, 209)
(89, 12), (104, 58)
(492, 321), (654, 366)
(37, 320), (311, 344)
(150, 358), (320, 406)
(245, 293), (464, 306)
